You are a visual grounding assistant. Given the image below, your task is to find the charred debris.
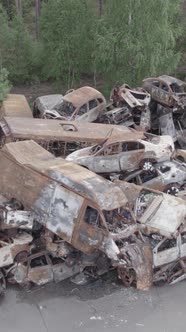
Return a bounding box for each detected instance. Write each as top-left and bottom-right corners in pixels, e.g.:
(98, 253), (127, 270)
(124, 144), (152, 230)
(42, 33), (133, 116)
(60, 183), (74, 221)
(0, 75), (186, 297)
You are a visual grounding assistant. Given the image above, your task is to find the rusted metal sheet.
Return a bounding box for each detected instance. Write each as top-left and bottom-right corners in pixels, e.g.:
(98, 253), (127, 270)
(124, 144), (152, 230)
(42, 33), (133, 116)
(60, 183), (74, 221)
(0, 94), (33, 119)
(0, 117), (144, 156)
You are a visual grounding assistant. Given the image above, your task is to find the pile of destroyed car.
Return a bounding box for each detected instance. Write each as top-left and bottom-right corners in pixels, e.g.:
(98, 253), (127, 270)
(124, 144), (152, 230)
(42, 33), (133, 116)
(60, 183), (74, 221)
(0, 75), (186, 297)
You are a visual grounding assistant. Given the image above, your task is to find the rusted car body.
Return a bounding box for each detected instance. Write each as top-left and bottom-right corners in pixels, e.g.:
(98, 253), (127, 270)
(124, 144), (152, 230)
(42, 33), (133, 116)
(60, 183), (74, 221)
(142, 75), (186, 111)
(7, 251), (81, 286)
(115, 181), (186, 285)
(0, 233), (32, 268)
(0, 117), (142, 156)
(0, 94), (33, 119)
(0, 140), (153, 290)
(66, 134), (174, 175)
(33, 86), (106, 122)
(107, 84), (151, 131)
(123, 160), (186, 195)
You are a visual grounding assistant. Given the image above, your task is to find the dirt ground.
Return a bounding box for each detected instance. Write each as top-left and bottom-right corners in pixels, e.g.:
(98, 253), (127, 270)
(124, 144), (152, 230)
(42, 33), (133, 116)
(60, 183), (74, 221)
(11, 82), (61, 106)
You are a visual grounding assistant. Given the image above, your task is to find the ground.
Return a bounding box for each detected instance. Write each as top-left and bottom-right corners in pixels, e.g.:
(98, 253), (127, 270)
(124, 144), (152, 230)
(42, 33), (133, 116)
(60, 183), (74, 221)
(10, 78), (110, 106)
(1, 275), (186, 332)
(11, 82), (61, 106)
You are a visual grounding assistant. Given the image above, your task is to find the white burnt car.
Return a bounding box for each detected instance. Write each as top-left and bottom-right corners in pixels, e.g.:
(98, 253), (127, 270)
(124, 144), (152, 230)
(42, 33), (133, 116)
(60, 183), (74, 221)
(124, 160), (186, 195)
(66, 134), (174, 175)
(33, 86), (106, 122)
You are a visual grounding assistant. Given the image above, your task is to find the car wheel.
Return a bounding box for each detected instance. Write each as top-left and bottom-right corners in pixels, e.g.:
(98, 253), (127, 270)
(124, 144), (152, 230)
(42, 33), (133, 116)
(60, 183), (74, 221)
(164, 183), (180, 196)
(15, 251), (28, 263)
(117, 267), (135, 287)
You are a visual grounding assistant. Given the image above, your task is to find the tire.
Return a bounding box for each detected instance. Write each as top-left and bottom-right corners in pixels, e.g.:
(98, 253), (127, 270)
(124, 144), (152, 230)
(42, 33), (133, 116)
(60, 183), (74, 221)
(14, 251), (28, 263)
(117, 267), (135, 287)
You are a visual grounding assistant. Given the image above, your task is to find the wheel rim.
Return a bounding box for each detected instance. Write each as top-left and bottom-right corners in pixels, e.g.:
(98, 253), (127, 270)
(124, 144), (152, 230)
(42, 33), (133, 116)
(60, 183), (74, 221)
(142, 161), (154, 172)
(167, 186), (179, 196)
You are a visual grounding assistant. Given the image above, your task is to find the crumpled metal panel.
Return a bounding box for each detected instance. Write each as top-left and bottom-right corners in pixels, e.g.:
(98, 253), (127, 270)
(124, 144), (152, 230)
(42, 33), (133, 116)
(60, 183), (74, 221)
(34, 183), (84, 242)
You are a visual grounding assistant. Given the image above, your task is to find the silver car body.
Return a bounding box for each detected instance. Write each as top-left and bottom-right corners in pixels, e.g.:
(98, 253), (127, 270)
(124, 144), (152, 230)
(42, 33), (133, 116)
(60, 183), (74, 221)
(66, 135), (174, 174)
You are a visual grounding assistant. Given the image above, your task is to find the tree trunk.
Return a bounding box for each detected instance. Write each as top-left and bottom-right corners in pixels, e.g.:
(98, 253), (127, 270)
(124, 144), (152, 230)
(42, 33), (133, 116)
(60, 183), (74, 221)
(15, 0), (22, 16)
(6, 0), (11, 20)
(35, 0), (41, 39)
(98, 0), (103, 16)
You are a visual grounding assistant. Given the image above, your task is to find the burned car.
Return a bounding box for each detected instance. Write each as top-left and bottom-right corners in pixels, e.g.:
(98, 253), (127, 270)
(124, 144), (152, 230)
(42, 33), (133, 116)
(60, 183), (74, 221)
(66, 134), (174, 175)
(123, 160), (186, 195)
(0, 140), (153, 290)
(115, 181), (186, 285)
(142, 75), (186, 111)
(33, 86), (106, 122)
(102, 84), (151, 131)
(6, 251), (81, 287)
(0, 233), (32, 267)
(0, 116), (143, 156)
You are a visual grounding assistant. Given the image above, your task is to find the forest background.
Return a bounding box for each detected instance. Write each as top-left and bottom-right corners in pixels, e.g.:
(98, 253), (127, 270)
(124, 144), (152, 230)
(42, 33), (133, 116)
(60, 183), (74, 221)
(0, 0), (185, 101)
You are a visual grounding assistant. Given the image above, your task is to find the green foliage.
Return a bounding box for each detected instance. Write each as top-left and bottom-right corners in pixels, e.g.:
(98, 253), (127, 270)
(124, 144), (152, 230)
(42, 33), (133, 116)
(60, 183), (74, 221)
(94, 0), (183, 86)
(0, 5), (41, 83)
(0, 67), (11, 103)
(0, 1), (184, 87)
(40, 0), (96, 86)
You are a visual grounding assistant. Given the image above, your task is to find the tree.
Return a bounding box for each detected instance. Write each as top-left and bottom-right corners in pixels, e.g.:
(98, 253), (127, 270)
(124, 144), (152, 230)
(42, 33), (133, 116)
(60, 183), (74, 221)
(40, 0), (96, 87)
(0, 67), (11, 103)
(0, 6), (40, 83)
(94, 0), (183, 87)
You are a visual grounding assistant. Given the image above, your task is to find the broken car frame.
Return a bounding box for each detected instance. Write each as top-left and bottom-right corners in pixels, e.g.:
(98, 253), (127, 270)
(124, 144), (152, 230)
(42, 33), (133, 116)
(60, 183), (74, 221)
(115, 180), (186, 285)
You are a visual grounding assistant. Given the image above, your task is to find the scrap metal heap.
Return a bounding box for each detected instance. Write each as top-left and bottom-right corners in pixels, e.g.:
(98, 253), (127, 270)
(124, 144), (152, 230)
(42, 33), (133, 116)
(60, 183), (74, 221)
(0, 77), (186, 297)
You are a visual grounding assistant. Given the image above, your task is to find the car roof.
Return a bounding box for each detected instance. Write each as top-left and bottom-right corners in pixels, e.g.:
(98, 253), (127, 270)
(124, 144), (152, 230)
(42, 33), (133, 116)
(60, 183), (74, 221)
(1, 140), (128, 211)
(158, 75), (186, 86)
(62, 86), (106, 108)
(143, 76), (186, 87)
(96, 136), (145, 147)
(1, 117), (142, 144)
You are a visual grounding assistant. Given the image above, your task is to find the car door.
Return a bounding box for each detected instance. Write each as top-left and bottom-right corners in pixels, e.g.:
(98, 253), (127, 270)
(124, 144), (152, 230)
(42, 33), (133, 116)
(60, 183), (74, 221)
(27, 254), (53, 285)
(51, 256), (81, 283)
(119, 141), (145, 172)
(140, 170), (164, 191)
(72, 204), (108, 254)
(153, 238), (180, 268)
(91, 143), (121, 173)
